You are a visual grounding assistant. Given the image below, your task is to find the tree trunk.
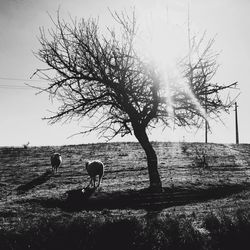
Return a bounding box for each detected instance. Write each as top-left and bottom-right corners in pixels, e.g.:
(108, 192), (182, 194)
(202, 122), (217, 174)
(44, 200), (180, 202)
(133, 124), (162, 192)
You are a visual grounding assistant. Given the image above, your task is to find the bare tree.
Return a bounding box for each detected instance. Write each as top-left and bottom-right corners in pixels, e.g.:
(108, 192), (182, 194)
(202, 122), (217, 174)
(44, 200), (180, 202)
(34, 11), (235, 192)
(177, 33), (237, 130)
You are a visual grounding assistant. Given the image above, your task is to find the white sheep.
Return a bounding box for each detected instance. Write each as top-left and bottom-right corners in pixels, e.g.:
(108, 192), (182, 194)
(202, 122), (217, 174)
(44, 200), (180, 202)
(85, 160), (104, 188)
(50, 153), (62, 173)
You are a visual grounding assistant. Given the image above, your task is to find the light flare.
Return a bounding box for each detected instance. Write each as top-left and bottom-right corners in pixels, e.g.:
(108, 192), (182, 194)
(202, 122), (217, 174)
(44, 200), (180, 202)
(134, 5), (207, 122)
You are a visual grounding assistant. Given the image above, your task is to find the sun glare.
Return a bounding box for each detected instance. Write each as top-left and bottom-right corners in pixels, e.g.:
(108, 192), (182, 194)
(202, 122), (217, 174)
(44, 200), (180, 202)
(135, 4), (207, 122)
(136, 7), (184, 76)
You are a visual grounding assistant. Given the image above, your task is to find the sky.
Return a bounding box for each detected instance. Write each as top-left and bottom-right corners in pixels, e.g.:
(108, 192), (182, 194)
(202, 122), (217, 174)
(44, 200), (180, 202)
(0, 0), (249, 146)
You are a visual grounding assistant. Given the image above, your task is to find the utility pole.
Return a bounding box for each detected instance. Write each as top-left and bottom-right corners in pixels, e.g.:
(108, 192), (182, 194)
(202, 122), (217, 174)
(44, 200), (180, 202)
(205, 87), (208, 144)
(205, 120), (208, 143)
(235, 102), (239, 144)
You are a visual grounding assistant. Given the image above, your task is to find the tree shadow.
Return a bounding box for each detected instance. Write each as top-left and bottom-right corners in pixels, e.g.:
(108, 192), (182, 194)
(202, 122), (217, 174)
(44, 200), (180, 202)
(35, 183), (250, 212)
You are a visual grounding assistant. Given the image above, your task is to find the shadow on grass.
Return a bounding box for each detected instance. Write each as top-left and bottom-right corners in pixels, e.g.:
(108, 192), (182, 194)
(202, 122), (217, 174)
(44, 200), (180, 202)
(35, 183), (250, 212)
(15, 170), (53, 194)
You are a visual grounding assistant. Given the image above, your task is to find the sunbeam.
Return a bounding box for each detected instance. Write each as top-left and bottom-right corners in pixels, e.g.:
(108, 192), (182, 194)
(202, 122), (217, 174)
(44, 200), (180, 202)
(135, 5), (207, 124)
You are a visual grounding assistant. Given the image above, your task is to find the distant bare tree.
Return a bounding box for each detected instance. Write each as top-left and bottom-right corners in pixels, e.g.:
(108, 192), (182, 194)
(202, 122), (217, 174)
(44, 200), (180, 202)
(23, 142), (30, 149)
(34, 11), (235, 192)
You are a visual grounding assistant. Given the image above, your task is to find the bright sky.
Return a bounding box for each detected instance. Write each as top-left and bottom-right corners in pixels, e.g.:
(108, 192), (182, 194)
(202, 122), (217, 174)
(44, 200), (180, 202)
(0, 0), (249, 146)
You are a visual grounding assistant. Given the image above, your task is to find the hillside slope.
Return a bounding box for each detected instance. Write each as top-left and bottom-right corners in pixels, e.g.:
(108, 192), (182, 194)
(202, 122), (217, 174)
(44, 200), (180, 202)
(0, 142), (250, 231)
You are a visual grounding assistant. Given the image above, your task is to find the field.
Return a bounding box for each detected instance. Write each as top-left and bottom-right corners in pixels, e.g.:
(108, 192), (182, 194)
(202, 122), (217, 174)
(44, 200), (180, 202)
(1, 142), (250, 249)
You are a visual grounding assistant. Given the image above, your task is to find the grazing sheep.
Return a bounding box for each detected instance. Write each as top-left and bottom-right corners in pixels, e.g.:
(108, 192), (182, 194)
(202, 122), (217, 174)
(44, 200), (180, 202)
(85, 160), (104, 188)
(50, 153), (62, 173)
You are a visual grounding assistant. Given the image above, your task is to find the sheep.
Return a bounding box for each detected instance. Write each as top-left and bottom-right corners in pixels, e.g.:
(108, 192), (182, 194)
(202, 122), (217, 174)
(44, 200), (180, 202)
(85, 160), (104, 188)
(50, 153), (62, 173)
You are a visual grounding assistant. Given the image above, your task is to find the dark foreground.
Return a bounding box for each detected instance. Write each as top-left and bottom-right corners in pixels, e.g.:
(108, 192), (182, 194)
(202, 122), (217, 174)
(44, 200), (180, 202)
(1, 206), (250, 250)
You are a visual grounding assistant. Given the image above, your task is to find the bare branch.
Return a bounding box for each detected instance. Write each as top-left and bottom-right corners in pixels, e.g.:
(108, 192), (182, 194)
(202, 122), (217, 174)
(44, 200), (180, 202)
(34, 10), (237, 140)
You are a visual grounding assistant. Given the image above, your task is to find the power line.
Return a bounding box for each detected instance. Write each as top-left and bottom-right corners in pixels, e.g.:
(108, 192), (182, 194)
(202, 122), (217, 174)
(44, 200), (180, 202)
(0, 77), (48, 90)
(0, 84), (29, 87)
(0, 87), (32, 91)
(0, 87), (30, 90)
(0, 77), (46, 82)
(0, 84), (40, 91)
(0, 83), (33, 90)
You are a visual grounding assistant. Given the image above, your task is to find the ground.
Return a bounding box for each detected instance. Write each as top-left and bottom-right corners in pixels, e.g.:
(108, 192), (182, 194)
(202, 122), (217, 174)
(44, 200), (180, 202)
(0, 142), (250, 248)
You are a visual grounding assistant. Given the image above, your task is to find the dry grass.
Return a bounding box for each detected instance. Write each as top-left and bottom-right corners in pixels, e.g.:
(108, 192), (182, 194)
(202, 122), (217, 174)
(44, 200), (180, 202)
(0, 142), (250, 249)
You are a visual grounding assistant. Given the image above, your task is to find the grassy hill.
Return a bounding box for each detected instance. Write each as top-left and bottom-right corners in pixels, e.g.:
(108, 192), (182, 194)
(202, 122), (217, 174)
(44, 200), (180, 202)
(1, 142), (250, 249)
